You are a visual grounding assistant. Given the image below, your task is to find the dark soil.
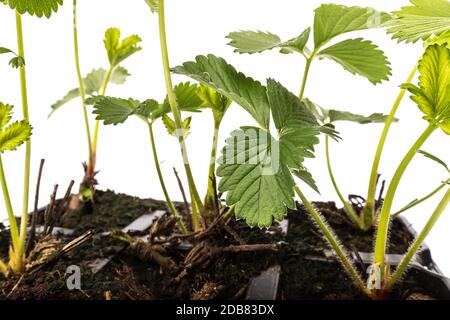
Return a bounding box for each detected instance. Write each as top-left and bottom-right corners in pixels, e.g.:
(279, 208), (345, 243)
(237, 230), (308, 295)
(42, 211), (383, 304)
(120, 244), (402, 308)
(0, 191), (447, 300)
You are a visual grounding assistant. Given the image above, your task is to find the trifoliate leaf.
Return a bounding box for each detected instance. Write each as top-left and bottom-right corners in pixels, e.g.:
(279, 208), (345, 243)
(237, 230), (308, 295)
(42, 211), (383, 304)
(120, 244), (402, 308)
(0, 103), (13, 129)
(293, 167), (320, 194)
(104, 28), (142, 67)
(386, 0), (450, 44)
(318, 38), (392, 84)
(314, 4), (391, 48)
(217, 127), (296, 228)
(0, 0), (62, 18)
(327, 110), (391, 124)
(93, 97), (140, 125)
(226, 28), (311, 55)
(198, 85), (232, 124)
(144, 0), (158, 13)
(419, 150), (450, 173)
(0, 120), (32, 153)
(50, 67), (131, 116)
(402, 44), (450, 134)
(173, 54), (270, 129)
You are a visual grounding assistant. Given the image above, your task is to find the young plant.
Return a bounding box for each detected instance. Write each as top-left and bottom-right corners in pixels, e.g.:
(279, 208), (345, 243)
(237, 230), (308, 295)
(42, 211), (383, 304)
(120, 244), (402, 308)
(174, 55), (369, 294)
(370, 43), (450, 296)
(143, 0), (229, 230)
(175, 2), (450, 299)
(91, 82), (207, 234)
(226, 4), (392, 229)
(52, 2), (142, 200)
(0, 0), (62, 274)
(0, 102), (32, 276)
(363, 0), (450, 226)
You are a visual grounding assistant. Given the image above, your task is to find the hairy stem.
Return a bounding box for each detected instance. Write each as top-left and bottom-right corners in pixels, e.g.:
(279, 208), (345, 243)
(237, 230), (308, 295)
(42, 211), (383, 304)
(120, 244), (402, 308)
(73, 0), (93, 171)
(157, 0), (205, 221)
(392, 179), (449, 217)
(146, 120), (188, 234)
(388, 187), (450, 289)
(0, 156), (19, 251)
(364, 64), (418, 220)
(295, 186), (370, 296)
(374, 123), (437, 265)
(325, 135), (361, 227)
(15, 11), (30, 268)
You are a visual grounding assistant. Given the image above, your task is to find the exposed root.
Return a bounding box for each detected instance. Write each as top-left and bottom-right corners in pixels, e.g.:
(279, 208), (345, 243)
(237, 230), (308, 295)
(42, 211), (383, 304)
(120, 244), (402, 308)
(116, 266), (153, 300)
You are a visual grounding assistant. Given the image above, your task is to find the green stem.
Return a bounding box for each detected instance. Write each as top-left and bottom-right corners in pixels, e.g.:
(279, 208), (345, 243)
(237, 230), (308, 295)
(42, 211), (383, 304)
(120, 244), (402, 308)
(392, 179), (449, 218)
(92, 66), (113, 158)
(73, 0), (93, 168)
(374, 123), (437, 264)
(146, 120), (188, 234)
(204, 120), (221, 210)
(365, 64), (418, 218)
(325, 135), (361, 227)
(299, 56), (313, 100)
(0, 156), (19, 251)
(157, 0), (205, 219)
(295, 186), (370, 296)
(388, 187), (450, 289)
(15, 11), (30, 263)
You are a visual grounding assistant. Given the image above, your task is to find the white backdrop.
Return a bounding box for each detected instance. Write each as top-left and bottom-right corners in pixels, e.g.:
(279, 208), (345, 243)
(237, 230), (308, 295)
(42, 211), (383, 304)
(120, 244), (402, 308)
(1, 0), (449, 277)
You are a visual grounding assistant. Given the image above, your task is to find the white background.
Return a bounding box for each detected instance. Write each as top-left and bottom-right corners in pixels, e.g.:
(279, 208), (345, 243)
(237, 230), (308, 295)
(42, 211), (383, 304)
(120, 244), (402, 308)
(0, 0), (449, 277)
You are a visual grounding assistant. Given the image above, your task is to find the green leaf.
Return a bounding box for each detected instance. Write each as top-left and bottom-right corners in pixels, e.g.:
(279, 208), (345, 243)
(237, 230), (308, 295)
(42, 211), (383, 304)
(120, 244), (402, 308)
(8, 56), (25, 69)
(161, 114), (191, 137)
(318, 38), (391, 84)
(164, 82), (204, 112)
(314, 4), (391, 48)
(227, 31), (281, 54)
(104, 28), (142, 67)
(0, 0), (62, 18)
(327, 110), (391, 124)
(386, 0), (450, 44)
(216, 81), (321, 227)
(217, 127), (296, 228)
(293, 167), (320, 194)
(419, 150), (450, 173)
(402, 44), (450, 134)
(173, 54), (270, 129)
(50, 67), (131, 116)
(198, 85), (232, 124)
(0, 47), (25, 68)
(226, 28), (311, 55)
(266, 79), (319, 170)
(0, 103), (13, 129)
(427, 30), (450, 49)
(281, 28), (311, 54)
(93, 97), (140, 125)
(0, 120), (32, 153)
(144, 0), (158, 13)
